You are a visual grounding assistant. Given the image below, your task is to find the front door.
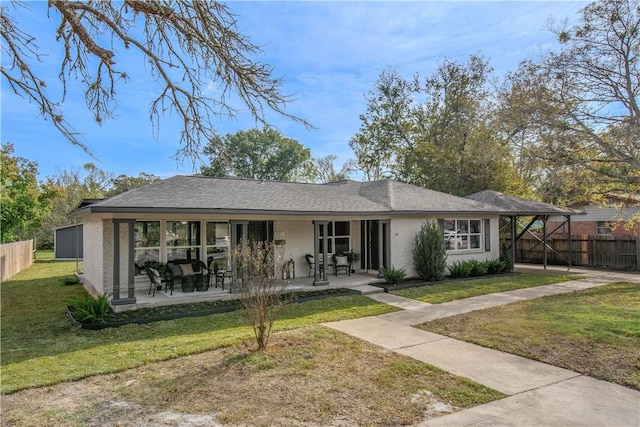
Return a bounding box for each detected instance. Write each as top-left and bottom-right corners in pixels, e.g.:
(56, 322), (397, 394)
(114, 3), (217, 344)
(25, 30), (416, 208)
(361, 220), (380, 272)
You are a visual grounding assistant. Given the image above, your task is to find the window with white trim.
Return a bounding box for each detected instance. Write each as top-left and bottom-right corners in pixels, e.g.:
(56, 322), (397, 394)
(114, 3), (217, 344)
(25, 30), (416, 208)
(444, 219), (483, 251)
(596, 221), (612, 235)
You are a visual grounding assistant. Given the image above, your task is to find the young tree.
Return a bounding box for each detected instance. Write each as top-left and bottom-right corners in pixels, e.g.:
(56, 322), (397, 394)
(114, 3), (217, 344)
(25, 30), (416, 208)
(500, 0), (639, 203)
(0, 143), (59, 243)
(412, 220), (447, 281)
(201, 128), (313, 182)
(232, 240), (288, 351)
(1, 1), (310, 160)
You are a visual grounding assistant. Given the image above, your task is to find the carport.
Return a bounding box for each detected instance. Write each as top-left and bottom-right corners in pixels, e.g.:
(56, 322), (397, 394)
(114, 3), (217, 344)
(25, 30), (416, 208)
(466, 191), (585, 269)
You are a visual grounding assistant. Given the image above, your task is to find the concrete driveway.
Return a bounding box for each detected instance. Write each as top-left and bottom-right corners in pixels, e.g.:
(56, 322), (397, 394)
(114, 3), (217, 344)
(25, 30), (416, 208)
(325, 266), (640, 426)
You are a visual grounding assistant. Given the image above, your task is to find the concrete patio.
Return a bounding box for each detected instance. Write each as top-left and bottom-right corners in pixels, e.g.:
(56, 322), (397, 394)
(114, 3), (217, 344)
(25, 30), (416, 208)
(127, 271), (386, 310)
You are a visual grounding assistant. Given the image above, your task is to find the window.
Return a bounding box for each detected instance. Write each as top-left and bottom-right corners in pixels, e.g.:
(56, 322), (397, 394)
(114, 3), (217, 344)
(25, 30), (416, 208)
(166, 221), (201, 260)
(444, 219), (482, 251)
(596, 221), (612, 235)
(206, 221), (230, 270)
(319, 221), (350, 255)
(134, 221), (160, 272)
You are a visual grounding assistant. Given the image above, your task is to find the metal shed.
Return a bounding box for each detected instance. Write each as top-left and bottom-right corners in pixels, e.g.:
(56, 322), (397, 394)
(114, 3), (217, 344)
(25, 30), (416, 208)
(466, 190), (585, 269)
(54, 223), (83, 260)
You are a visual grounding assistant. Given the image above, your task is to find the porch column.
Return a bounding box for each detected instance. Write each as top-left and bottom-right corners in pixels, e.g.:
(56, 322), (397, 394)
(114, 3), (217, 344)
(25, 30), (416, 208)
(510, 215), (516, 266)
(567, 215), (572, 269)
(313, 220), (329, 286)
(377, 220), (390, 278)
(112, 219), (136, 305)
(230, 221), (249, 292)
(542, 215), (549, 269)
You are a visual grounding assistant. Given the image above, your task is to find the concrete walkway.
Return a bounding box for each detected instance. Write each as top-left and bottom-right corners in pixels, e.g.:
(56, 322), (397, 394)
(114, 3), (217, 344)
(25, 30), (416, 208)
(324, 267), (640, 426)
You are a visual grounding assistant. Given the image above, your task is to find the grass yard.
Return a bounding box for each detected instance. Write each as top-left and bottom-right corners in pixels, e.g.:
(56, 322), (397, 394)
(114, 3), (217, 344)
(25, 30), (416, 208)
(419, 282), (640, 390)
(392, 272), (581, 304)
(1, 253), (504, 426)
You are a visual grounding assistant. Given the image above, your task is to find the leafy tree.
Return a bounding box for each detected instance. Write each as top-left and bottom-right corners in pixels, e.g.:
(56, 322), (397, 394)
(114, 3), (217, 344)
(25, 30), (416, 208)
(412, 220), (447, 281)
(1, 1), (310, 160)
(201, 128), (313, 181)
(0, 143), (59, 243)
(312, 154), (356, 183)
(349, 67), (417, 181)
(106, 173), (161, 197)
(351, 58), (523, 196)
(35, 163), (113, 248)
(499, 0), (639, 204)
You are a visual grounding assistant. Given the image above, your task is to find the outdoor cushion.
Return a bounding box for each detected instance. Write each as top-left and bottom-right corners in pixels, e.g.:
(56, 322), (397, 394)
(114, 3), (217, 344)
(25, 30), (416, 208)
(335, 256), (348, 266)
(179, 263), (195, 276)
(168, 263), (182, 277)
(149, 267), (160, 278)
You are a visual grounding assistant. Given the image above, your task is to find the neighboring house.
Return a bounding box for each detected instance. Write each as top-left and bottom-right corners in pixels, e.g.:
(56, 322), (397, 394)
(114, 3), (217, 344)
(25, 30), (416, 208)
(548, 199), (640, 236)
(70, 176), (513, 309)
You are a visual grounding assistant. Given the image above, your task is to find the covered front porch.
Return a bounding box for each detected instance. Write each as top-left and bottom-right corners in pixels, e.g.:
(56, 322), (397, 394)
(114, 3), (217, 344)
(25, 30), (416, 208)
(118, 271), (387, 312)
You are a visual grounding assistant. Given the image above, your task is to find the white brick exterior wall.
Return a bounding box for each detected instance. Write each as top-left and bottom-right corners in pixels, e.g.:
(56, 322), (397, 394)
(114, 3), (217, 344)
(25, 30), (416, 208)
(274, 220), (314, 278)
(390, 215), (500, 278)
(81, 216), (106, 296)
(81, 214), (501, 296)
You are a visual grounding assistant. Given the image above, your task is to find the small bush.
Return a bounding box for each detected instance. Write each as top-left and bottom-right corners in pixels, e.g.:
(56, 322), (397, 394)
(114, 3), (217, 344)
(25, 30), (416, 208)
(501, 243), (514, 272)
(413, 220), (447, 281)
(468, 259), (489, 277)
(449, 261), (473, 278)
(383, 266), (407, 286)
(485, 258), (507, 274)
(67, 293), (111, 323)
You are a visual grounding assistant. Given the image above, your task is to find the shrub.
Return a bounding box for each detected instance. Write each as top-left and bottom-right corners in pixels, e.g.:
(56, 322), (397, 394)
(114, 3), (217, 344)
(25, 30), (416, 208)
(449, 261), (473, 278)
(67, 293), (111, 323)
(383, 266), (406, 286)
(413, 220), (447, 281)
(469, 259), (489, 277)
(500, 243), (514, 272)
(485, 258), (508, 274)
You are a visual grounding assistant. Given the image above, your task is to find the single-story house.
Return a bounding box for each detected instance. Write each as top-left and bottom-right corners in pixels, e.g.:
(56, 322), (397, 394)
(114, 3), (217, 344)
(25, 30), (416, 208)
(70, 176), (516, 310)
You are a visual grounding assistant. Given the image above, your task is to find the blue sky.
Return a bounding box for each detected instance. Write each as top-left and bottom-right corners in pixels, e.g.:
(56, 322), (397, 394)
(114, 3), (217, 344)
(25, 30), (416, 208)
(2, 1), (587, 181)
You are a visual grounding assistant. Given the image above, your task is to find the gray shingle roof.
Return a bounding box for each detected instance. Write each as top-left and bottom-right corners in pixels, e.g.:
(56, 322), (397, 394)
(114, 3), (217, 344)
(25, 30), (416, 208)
(81, 176), (511, 216)
(465, 190), (585, 216)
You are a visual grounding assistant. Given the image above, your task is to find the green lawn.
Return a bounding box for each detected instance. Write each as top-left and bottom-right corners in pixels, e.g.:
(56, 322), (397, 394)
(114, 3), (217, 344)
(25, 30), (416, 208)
(1, 252), (399, 394)
(420, 282), (640, 390)
(392, 272), (581, 304)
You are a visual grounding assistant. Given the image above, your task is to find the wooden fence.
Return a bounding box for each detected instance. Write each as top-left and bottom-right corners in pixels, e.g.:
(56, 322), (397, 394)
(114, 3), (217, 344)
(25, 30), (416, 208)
(0, 240), (35, 282)
(503, 234), (640, 271)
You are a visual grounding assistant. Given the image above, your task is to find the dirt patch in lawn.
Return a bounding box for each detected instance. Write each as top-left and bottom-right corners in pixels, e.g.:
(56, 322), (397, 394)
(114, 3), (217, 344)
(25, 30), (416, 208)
(2, 326), (501, 426)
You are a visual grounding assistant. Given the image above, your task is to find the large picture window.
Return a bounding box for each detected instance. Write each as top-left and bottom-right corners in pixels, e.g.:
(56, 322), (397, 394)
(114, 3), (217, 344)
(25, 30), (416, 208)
(206, 221), (230, 270)
(166, 221), (201, 260)
(319, 221), (351, 255)
(444, 219), (482, 251)
(134, 221), (160, 271)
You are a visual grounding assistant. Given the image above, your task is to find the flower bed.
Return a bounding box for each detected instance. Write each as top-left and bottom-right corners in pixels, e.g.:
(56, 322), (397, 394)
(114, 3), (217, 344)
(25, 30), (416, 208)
(67, 288), (359, 330)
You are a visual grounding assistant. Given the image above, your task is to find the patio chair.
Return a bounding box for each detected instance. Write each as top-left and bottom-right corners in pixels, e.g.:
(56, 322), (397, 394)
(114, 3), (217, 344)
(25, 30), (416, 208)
(144, 265), (163, 297)
(305, 254), (315, 277)
(332, 254), (350, 276)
